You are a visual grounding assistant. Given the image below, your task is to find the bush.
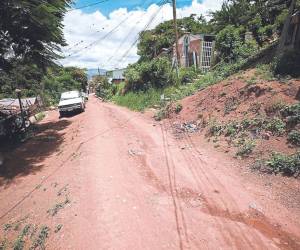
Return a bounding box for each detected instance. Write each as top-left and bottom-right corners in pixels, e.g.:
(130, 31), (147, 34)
(216, 25), (242, 62)
(280, 103), (300, 127)
(96, 83), (116, 101)
(266, 152), (300, 176)
(287, 130), (300, 146)
(264, 117), (286, 135)
(178, 67), (198, 84)
(236, 140), (256, 157)
(208, 120), (223, 136)
(233, 39), (259, 60)
(124, 57), (175, 92)
(274, 49), (300, 77)
(174, 103), (183, 114)
(224, 122), (239, 137)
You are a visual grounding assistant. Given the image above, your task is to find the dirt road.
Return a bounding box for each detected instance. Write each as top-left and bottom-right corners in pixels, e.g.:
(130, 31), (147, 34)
(1, 96), (300, 249)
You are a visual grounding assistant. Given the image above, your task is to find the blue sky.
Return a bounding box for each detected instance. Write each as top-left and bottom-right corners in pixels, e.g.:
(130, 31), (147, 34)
(62, 0), (221, 69)
(72, 0), (196, 15)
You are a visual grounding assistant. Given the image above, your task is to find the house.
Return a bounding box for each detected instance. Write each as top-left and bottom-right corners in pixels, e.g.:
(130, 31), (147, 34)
(173, 33), (215, 72)
(106, 68), (126, 84)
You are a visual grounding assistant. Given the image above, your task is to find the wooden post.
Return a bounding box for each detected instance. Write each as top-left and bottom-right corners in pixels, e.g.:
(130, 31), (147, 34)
(15, 89), (26, 132)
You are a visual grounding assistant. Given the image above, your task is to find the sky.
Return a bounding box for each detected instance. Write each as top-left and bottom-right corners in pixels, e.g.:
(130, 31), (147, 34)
(60, 0), (223, 70)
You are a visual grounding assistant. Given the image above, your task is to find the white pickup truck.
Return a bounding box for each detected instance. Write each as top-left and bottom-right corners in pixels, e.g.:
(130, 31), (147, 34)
(58, 90), (85, 117)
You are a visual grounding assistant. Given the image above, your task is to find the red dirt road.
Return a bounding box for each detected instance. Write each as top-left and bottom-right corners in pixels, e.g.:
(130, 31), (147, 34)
(0, 96), (300, 249)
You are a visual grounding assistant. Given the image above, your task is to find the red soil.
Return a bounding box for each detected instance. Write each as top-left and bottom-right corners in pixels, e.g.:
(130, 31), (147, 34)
(0, 95), (299, 249)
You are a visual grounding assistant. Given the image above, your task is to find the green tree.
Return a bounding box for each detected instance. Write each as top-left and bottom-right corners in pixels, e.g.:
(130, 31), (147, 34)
(216, 25), (242, 62)
(137, 15), (213, 62)
(0, 0), (71, 72)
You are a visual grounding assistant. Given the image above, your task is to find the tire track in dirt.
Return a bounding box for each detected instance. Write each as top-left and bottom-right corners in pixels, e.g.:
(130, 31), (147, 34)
(176, 121), (300, 249)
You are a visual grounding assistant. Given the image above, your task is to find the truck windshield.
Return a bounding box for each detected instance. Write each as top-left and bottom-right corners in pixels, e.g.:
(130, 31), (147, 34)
(61, 91), (80, 100)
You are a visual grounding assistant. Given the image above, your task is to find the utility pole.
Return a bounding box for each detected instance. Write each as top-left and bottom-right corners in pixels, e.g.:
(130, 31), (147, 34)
(172, 0), (180, 67)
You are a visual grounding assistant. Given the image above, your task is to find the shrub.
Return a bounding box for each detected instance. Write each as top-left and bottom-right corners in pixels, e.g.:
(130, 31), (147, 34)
(174, 103), (183, 114)
(178, 67), (198, 84)
(274, 49), (300, 77)
(234, 39), (259, 60)
(216, 25), (242, 62)
(280, 103), (300, 127)
(208, 120), (223, 136)
(224, 122), (239, 137)
(287, 130), (300, 146)
(124, 57), (175, 92)
(266, 152), (300, 176)
(264, 117), (286, 135)
(264, 100), (286, 115)
(236, 140), (256, 157)
(154, 102), (173, 121)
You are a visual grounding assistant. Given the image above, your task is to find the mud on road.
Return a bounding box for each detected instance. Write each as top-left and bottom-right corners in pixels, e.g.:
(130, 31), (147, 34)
(0, 96), (300, 249)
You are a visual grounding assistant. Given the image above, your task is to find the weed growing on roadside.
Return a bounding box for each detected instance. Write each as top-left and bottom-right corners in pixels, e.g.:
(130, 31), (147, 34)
(287, 130), (300, 146)
(30, 226), (50, 250)
(280, 103), (300, 127)
(236, 140), (256, 157)
(54, 224), (63, 233)
(224, 97), (239, 115)
(207, 120), (223, 136)
(174, 103), (183, 114)
(13, 224), (31, 250)
(47, 197), (70, 217)
(256, 64), (275, 81)
(264, 117), (286, 135)
(265, 100), (286, 115)
(266, 152), (300, 177)
(224, 122), (239, 137)
(246, 76), (257, 85)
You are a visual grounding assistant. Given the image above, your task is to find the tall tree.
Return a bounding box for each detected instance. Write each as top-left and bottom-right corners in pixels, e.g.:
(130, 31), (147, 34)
(0, 0), (71, 72)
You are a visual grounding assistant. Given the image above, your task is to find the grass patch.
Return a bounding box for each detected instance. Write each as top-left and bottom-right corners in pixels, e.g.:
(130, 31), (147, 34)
(34, 112), (45, 122)
(111, 70), (224, 112)
(111, 88), (161, 111)
(255, 64), (275, 81)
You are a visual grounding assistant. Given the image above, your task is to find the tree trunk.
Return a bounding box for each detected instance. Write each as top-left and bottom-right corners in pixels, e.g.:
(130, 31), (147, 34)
(277, 0), (296, 52)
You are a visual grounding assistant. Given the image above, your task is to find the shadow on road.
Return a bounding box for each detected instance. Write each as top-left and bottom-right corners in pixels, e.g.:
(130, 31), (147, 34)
(0, 119), (72, 187)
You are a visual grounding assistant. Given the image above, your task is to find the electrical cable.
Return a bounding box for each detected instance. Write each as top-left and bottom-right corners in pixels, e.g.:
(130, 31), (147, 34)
(114, 0), (167, 68)
(68, 0), (109, 12)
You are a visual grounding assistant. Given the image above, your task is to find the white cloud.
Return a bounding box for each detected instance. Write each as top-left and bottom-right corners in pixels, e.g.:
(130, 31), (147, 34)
(60, 0), (223, 70)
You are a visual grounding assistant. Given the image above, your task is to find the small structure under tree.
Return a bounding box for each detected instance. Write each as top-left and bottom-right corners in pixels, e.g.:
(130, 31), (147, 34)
(173, 33), (215, 72)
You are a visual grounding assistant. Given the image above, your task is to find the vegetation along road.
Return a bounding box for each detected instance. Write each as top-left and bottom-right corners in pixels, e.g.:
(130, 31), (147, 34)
(0, 95), (299, 249)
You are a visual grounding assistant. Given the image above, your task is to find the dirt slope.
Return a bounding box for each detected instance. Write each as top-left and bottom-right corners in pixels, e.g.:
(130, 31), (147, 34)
(0, 95), (300, 249)
(170, 69), (300, 160)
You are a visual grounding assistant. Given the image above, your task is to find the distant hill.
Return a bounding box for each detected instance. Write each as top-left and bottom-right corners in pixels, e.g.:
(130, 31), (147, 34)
(87, 68), (106, 79)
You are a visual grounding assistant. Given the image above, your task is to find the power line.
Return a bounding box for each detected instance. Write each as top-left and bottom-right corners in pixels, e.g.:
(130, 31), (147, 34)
(65, 0), (166, 58)
(114, 0), (166, 68)
(106, 0), (155, 64)
(68, 0), (109, 12)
